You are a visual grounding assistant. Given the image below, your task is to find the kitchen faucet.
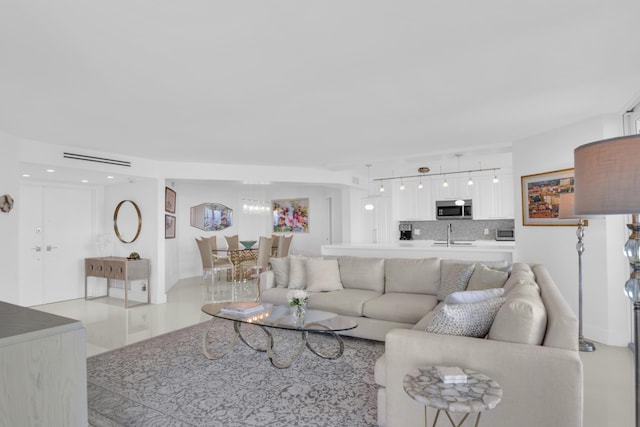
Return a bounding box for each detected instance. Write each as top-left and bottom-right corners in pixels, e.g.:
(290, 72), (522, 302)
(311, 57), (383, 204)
(447, 223), (453, 247)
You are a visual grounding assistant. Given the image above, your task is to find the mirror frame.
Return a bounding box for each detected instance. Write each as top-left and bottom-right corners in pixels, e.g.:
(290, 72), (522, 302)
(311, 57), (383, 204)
(114, 200), (142, 243)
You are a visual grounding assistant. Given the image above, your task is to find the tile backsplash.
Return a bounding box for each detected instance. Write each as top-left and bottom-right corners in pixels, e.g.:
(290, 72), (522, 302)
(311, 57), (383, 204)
(399, 219), (516, 241)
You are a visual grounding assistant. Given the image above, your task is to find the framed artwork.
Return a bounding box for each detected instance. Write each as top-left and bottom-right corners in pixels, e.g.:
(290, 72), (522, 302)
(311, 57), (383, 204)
(189, 203), (232, 231)
(165, 187), (176, 213)
(165, 214), (176, 239)
(272, 198), (309, 233)
(521, 168), (578, 226)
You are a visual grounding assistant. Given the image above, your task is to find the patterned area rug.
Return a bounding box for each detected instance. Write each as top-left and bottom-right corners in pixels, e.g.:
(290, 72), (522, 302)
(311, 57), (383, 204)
(87, 318), (384, 426)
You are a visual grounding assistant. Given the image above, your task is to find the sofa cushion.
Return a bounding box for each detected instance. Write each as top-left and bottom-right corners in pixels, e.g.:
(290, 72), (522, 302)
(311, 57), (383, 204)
(305, 258), (344, 292)
(260, 287), (291, 306)
(385, 257), (440, 294)
(338, 256), (385, 293)
(363, 293), (439, 324)
(488, 279), (547, 345)
(503, 263), (537, 294)
(425, 297), (506, 338)
(288, 254), (322, 289)
(308, 288), (380, 317)
(466, 264), (509, 291)
(436, 263), (475, 300)
(269, 257), (290, 288)
(444, 287), (505, 304)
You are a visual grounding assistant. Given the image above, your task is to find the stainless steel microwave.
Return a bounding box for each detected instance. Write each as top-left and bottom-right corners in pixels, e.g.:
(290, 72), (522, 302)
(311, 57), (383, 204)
(496, 229), (515, 241)
(436, 200), (473, 220)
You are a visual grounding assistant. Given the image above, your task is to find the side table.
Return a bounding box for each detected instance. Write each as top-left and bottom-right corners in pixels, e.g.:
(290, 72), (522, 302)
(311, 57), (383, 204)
(85, 257), (150, 308)
(403, 366), (502, 427)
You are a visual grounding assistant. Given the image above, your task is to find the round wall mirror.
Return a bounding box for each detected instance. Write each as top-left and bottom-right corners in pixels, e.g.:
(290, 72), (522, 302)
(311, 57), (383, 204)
(114, 200), (142, 243)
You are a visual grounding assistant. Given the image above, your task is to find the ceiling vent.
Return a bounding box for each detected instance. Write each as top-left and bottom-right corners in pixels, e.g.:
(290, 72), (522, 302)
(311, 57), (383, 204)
(63, 152), (131, 167)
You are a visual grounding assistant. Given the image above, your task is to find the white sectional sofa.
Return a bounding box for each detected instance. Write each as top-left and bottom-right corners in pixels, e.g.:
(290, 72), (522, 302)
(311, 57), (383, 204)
(259, 255), (582, 427)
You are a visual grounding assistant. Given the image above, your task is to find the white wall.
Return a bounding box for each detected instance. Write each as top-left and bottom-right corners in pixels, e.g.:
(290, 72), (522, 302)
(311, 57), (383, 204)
(513, 114), (631, 346)
(0, 133), (20, 304)
(175, 181), (342, 279)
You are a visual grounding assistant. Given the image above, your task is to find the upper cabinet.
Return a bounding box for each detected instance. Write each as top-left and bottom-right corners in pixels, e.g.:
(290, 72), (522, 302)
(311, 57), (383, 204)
(394, 171), (514, 221)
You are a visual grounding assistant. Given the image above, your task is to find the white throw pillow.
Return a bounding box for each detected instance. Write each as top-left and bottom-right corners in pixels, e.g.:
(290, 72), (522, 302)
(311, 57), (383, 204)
(444, 288), (505, 305)
(305, 259), (344, 292)
(269, 257), (290, 288)
(425, 297), (506, 338)
(288, 254), (310, 289)
(466, 264), (509, 291)
(437, 263), (476, 301)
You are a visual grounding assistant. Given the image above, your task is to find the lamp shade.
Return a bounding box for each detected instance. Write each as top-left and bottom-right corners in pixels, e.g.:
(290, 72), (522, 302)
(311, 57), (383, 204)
(557, 192), (576, 219)
(574, 135), (640, 215)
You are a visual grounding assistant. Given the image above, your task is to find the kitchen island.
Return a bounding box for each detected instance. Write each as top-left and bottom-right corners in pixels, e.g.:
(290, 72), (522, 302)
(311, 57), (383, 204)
(321, 240), (516, 264)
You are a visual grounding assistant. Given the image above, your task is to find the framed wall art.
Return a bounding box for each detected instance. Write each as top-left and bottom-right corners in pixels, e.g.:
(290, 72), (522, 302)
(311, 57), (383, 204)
(165, 187), (176, 213)
(272, 198), (309, 233)
(521, 168), (578, 226)
(165, 214), (176, 239)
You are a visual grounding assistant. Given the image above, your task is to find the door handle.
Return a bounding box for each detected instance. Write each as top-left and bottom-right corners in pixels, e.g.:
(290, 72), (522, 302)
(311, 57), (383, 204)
(32, 246), (42, 252)
(46, 245), (58, 251)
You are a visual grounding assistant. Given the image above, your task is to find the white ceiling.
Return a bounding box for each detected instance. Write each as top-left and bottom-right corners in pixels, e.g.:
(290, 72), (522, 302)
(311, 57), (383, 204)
(2, 1), (640, 174)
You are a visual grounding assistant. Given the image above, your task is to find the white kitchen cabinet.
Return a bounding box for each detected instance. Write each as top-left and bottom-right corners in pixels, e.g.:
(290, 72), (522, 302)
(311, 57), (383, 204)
(473, 171), (514, 219)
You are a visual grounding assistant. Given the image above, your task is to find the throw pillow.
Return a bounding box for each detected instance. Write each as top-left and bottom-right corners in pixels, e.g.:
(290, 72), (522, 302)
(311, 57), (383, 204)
(425, 297), (506, 338)
(444, 287), (505, 305)
(488, 280), (547, 345)
(466, 264), (509, 291)
(269, 257), (290, 288)
(305, 259), (344, 292)
(436, 263), (476, 301)
(288, 254), (311, 289)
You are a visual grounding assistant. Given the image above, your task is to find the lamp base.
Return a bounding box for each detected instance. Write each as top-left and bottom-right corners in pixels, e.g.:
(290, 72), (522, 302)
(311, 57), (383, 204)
(579, 338), (596, 352)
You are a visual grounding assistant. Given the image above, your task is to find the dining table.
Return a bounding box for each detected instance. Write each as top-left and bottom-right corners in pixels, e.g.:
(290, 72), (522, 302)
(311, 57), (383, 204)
(214, 247), (258, 282)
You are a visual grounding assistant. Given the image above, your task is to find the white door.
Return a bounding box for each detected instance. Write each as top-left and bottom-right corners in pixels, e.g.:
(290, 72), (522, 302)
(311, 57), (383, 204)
(19, 184), (94, 306)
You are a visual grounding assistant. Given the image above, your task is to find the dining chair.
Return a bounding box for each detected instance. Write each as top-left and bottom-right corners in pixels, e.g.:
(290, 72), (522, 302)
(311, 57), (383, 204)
(195, 238), (231, 285)
(205, 236), (233, 280)
(276, 235), (293, 257)
(224, 234), (240, 251)
(270, 236), (280, 257)
(245, 236), (273, 301)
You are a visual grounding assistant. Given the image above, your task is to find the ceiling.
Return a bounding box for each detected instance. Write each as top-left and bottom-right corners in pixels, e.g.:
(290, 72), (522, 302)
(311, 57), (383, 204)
(2, 1), (640, 175)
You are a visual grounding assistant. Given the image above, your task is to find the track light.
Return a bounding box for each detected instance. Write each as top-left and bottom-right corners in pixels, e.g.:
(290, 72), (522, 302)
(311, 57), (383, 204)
(379, 184), (385, 193)
(400, 181), (405, 191)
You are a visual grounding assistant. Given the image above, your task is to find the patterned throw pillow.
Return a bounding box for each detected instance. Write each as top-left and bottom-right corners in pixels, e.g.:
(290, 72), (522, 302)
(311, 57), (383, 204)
(425, 297), (506, 338)
(436, 263), (476, 301)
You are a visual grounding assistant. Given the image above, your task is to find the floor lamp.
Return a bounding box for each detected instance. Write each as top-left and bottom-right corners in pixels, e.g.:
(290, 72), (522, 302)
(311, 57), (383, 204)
(558, 192), (596, 352)
(574, 135), (640, 427)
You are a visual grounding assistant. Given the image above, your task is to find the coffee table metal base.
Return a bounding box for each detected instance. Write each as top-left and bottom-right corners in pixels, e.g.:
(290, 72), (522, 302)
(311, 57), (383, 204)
(202, 318), (345, 368)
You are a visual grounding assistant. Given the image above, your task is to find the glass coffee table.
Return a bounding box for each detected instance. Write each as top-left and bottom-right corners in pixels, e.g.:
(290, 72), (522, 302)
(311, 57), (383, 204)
(201, 303), (358, 368)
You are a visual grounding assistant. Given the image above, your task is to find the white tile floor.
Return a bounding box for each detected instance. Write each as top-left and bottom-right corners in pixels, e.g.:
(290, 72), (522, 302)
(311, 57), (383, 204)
(34, 277), (635, 427)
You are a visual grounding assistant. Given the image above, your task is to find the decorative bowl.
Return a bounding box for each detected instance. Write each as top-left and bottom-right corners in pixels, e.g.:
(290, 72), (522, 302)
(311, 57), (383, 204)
(240, 240), (257, 249)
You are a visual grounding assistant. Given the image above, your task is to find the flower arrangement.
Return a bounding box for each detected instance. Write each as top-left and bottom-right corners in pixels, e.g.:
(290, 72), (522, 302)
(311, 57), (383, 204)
(287, 289), (309, 307)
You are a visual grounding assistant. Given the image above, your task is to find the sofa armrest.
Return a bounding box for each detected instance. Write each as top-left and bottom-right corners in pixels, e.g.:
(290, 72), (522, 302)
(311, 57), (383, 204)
(259, 270), (276, 291)
(384, 329), (582, 427)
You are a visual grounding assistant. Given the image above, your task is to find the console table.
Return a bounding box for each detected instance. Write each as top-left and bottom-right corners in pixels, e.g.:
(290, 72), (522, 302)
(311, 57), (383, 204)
(85, 257), (150, 308)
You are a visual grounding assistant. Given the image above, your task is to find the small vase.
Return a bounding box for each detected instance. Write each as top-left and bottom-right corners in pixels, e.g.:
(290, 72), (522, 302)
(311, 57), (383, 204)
(293, 303), (306, 326)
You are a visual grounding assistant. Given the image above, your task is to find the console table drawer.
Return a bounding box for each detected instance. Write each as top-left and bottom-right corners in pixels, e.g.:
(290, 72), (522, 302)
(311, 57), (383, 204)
(85, 259), (105, 278)
(104, 261), (126, 280)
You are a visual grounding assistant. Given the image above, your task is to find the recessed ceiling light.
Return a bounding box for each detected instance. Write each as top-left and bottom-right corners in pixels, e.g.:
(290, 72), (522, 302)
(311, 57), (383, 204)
(46, 169), (55, 173)
(22, 174), (31, 178)
(81, 179), (89, 183)
(107, 175), (114, 179)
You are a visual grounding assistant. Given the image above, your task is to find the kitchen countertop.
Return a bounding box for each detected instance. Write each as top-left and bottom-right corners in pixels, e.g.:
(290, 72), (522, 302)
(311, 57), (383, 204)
(321, 240), (516, 263)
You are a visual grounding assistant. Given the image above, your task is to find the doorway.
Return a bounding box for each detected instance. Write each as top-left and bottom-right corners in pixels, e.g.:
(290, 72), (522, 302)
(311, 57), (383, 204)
(19, 184), (95, 306)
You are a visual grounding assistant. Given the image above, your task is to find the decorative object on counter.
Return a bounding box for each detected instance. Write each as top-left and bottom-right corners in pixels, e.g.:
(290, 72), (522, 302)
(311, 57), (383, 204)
(573, 135), (640, 426)
(113, 200), (142, 243)
(521, 168), (577, 226)
(190, 202), (232, 231)
(273, 198), (309, 233)
(165, 214), (176, 239)
(558, 192), (595, 352)
(165, 187), (176, 213)
(0, 194), (14, 213)
(240, 240), (257, 249)
(127, 252), (141, 260)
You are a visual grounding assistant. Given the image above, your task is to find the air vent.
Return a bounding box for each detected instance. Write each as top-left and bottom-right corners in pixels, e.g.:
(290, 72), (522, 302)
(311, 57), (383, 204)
(63, 152), (131, 167)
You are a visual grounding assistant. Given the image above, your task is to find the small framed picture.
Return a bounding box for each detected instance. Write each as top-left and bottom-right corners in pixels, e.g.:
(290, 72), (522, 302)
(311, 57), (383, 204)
(165, 214), (176, 239)
(165, 187), (176, 213)
(521, 168), (578, 226)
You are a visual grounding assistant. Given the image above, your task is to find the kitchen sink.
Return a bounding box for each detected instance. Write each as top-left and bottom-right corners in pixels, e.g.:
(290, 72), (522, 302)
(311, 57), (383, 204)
(432, 240), (476, 246)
